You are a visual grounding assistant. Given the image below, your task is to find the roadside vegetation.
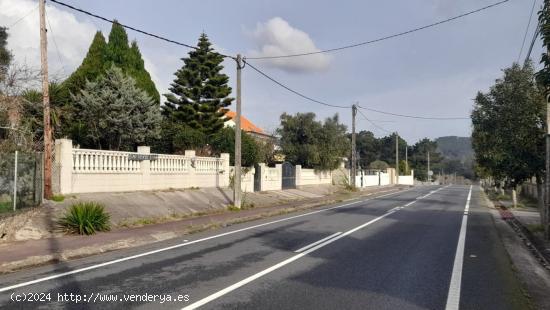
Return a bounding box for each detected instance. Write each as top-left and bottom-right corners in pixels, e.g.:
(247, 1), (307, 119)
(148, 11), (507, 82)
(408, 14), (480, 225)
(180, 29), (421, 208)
(58, 202), (111, 235)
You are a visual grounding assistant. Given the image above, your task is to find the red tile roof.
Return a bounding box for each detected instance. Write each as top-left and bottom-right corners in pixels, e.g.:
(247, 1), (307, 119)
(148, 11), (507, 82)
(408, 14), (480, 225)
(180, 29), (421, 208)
(225, 111), (264, 134)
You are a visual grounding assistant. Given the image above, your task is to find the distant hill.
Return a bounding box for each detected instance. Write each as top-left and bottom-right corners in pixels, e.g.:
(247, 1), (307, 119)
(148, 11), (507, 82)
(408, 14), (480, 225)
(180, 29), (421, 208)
(435, 136), (473, 162)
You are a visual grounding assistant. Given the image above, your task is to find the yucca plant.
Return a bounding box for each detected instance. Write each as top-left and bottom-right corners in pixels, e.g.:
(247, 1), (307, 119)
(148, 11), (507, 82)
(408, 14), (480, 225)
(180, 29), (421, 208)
(58, 202), (111, 235)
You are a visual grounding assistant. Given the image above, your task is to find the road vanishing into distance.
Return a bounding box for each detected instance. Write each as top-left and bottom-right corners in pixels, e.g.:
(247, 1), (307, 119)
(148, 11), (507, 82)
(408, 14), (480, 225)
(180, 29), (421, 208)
(0, 185), (529, 309)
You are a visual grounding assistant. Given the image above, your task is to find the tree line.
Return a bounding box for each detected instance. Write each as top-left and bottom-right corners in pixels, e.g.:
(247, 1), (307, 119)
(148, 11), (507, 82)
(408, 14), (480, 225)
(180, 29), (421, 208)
(1, 21), (451, 177)
(471, 1), (550, 240)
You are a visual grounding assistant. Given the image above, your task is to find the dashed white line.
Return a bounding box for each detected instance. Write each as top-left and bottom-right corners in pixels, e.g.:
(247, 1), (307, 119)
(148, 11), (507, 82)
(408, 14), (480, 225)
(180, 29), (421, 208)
(182, 211), (398, 310)
(0, 187), (412, 293)
(182, 185), (450, 310)
(445, 185), (473, 310)
(294, 232), (342, 253)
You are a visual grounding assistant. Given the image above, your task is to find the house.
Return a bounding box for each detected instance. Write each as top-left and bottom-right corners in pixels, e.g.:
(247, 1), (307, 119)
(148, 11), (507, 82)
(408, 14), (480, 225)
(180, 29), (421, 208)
(224, 110), (284, 162)
(224, 111), (276, 144)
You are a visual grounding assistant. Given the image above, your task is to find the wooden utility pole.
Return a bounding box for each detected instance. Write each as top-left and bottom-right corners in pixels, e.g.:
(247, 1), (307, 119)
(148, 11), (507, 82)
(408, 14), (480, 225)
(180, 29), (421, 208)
(233, 54), (243, 208)
(351, 104), (357, 188)
(395, 132), (399, 184)
(428, 151), (432, 183)
(39, 0), (52, 199)
(405, 144), (408, 175)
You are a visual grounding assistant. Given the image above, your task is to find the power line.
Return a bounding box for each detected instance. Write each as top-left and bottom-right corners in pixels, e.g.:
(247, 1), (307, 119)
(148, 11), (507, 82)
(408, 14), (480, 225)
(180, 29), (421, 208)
(243, 59), (350, 109)
(357, 108), (392, 134)
(357, 105), (469, 120)
(244, 59), (470, 119)
(518, 0), (538, 63)
(45, 8), (68, 75)
(524, 16), (541, 65)
(8, 5), (39, 28)
(49, 0), (231, 58)
(246, 0), (511, 60)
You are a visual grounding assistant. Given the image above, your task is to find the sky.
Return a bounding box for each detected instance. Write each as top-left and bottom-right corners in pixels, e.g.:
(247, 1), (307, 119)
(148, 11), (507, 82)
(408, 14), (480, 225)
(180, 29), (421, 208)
(0, 0), (543, 144)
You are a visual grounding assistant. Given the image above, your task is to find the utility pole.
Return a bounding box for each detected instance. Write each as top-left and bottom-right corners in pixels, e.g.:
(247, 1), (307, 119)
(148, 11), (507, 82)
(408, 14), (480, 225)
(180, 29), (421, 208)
(428, 151), (432, 183)
(39, 0), (52, 199)
(233, 54), (243, 208)
(395, 132), (399, 184)
(351, 104), (357, 188)
(405, 144), (408, 175)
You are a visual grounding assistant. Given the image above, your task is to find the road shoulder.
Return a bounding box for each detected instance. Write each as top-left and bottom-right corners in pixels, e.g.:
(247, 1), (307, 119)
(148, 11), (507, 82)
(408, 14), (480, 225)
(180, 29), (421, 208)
(481, 189), (550, 310)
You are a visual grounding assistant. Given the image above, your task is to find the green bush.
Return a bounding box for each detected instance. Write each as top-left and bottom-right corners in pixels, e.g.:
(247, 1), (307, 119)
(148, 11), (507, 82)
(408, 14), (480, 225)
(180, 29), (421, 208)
(51, 194), (65, 202)
(58, 202), (110, 235)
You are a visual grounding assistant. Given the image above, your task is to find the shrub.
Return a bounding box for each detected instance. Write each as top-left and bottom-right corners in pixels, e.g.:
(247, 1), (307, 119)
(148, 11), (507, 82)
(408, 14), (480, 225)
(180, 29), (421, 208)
(58, 202), (110, 235)
(51, 194), (65, 202)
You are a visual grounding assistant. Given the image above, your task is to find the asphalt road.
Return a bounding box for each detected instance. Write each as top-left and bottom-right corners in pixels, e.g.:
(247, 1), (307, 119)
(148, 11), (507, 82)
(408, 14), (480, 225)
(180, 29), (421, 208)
(0, 185), (530, 310)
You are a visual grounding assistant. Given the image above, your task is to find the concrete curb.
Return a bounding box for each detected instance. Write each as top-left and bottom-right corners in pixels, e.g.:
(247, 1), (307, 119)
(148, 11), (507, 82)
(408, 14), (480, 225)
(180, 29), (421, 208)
(482, 191), (550, 309)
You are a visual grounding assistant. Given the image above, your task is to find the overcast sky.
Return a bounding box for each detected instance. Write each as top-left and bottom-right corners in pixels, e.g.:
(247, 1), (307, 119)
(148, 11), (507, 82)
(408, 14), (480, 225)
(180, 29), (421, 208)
(0, 0), (543, 144)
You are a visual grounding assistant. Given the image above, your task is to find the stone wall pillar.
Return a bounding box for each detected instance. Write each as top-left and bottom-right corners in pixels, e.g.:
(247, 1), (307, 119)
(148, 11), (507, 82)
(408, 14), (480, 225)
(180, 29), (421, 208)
(137, 146), (150, 190)
(220, 153), (230, 187)
(54, 139), (73, 194)
(295, 164), (302, 187)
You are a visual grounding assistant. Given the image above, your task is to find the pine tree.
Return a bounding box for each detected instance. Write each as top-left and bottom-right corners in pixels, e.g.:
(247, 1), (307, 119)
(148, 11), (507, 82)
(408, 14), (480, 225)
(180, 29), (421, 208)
(164, 33), (233, 136)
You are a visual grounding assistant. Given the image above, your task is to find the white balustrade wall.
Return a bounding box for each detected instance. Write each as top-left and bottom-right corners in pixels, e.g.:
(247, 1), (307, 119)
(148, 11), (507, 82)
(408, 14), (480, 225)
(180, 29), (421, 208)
(54, 139), (230, 194)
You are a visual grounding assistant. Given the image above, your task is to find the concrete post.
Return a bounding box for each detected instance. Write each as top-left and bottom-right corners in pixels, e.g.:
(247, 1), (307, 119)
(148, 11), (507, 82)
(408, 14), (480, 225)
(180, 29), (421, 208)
(137, 146), (150, 190)
(185, 150), (196, 188)
(257, 163), (266, 191)
(55, 139), (73, 194)
(220, 153), (230, 187)
(295, 164), (302, 187)
(275, 163), (282, 190)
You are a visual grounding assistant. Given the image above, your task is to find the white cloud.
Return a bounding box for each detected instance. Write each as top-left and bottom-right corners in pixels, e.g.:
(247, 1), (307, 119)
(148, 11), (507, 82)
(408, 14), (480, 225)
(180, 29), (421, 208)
(247, 17), (330, 73)
(0, 0), (97, 80)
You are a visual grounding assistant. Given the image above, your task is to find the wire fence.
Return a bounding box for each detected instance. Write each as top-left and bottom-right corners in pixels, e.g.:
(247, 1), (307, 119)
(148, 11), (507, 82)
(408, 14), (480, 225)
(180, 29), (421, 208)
(0, 152), (43, 215)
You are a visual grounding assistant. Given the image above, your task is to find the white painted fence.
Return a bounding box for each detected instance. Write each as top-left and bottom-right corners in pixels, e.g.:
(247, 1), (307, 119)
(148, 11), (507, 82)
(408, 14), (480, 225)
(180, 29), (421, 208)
(353, 169), (414, 188)
(54, 139), (230, 194)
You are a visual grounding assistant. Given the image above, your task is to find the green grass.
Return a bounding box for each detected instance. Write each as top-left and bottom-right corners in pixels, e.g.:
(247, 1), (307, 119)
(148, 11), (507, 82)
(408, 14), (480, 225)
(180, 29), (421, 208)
(527, 224), (544, 234)
(58, 202), (111, 235)
(0, 201), (12, 214)
(51, 194), (65, 202)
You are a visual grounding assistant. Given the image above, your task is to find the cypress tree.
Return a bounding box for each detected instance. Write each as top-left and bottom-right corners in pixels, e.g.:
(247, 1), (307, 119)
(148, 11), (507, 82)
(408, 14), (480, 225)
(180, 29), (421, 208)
(127, 41), (160, 103)
(64, 22), (160, 103)
(164, 33), (233, 136)
(63, 31), (107, 96)
(0, 26), (11, 83)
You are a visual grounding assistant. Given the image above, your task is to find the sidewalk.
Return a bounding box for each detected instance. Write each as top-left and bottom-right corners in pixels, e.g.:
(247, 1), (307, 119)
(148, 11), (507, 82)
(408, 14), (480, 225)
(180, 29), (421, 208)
(0, 185), (405, 273)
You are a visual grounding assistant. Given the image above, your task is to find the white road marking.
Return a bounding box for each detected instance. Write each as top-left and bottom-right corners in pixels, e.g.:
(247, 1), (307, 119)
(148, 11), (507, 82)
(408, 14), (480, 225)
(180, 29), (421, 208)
(182, 186), (449, 310)
(0, 187), (414, 293)
(445, 185), (473, 310)
(182, 211), (398, 310)
(294, 232), (342, 253)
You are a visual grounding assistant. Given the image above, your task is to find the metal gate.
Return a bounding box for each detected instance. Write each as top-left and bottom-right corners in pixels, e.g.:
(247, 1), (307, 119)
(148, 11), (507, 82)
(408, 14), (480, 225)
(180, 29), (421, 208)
(254, 163), (262, 192)
(281, 162), (296, 189)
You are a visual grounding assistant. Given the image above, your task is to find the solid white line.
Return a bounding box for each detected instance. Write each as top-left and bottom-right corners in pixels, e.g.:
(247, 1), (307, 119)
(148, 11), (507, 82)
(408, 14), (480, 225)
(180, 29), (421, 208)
(0, 188), (412, 293)
(294, 232), (342, 253)
(183, 185), (450, 310)
(182, 211), (397, 310)
(445, 185), (473, 310)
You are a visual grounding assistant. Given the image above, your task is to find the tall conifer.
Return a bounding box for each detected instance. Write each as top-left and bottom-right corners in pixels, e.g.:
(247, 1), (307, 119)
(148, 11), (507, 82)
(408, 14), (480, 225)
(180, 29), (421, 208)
(164, 33), (233, 136)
